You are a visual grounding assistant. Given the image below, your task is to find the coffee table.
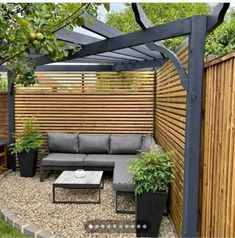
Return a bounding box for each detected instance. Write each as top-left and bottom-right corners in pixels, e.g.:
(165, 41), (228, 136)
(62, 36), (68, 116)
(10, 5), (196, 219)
(53, 171), (104, 204)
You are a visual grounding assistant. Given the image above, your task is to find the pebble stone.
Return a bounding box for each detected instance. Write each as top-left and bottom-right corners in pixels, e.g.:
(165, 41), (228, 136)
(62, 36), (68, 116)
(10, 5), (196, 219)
(0, 172), (177, 238)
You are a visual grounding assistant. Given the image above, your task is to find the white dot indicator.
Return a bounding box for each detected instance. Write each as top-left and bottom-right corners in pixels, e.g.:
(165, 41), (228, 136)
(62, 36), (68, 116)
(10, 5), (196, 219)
(88, 224), (93, 229)
(137, 224), (141, 229)
(143, 224), (147, 229)
(101, 224), (105, 229)
(125, 224), (129, 229)
(107, 224), (111, 229)
(113, 224), (117, 229)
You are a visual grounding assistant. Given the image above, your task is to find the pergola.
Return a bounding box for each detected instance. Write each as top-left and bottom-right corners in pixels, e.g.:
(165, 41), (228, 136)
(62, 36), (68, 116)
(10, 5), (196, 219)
(3, 3), (230, 237)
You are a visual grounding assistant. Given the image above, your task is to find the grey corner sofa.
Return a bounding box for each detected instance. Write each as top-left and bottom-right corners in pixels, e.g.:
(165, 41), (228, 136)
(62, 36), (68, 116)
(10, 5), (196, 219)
(40, 133), (156, 213)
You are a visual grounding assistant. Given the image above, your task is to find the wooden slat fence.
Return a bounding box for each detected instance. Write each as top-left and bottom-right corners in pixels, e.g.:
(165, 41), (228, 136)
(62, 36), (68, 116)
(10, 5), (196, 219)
(154, 44), (188, 235)
(15, 71), (154, 151)
(199, 50), (235, 237)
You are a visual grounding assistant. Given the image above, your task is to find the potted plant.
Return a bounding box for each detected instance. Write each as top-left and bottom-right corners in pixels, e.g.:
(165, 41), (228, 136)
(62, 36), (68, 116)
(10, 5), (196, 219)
(11, 117), (43, 177)
(129, 146), (174, 237)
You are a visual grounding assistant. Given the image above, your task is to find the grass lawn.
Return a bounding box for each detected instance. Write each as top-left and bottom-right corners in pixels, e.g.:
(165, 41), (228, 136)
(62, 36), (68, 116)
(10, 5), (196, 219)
(0, 218), (28, 238)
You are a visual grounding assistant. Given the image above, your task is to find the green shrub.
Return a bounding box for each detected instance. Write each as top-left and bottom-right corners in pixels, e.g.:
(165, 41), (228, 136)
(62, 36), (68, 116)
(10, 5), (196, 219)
(0, 78), (7, 92)
(129, 147), (174, 195)
(11, 117), (43, 154)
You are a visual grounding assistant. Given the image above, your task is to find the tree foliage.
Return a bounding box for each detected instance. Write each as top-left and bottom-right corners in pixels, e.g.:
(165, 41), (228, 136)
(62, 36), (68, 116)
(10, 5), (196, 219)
(205, 9), (235, 58)
(0, 3), (109, 86)
(106, 3), (235, 57)
(0, 75), (7, 92)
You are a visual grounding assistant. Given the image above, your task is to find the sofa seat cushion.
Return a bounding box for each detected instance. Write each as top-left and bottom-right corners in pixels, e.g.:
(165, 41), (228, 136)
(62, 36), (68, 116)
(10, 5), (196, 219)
(113, 160), (135, 192)
(79, 134), (110, 154)
(42, 153), (86, 166)
(47, 133), (79, 153)
(84, 154), (137, 167)
(110, 134), (142, 154)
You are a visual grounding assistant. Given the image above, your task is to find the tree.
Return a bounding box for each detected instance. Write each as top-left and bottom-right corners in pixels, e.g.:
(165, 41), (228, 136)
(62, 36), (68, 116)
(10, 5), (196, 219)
(205, 9), (235, 58)
(0, 3), (109, 86)
(106, 3), (235, 57)
(106, 3), (210, 51)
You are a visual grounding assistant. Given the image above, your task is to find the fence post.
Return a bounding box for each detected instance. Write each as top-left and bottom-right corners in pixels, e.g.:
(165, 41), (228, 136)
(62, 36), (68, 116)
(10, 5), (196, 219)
(182, 15), (207, 237)
(153, 69), (157, 138)
(7, 71), (16, 170)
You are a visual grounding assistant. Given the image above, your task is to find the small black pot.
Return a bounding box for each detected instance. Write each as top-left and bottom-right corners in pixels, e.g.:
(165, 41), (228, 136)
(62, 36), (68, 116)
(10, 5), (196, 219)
(136, 191), (168, 237)
(18, 150), (38, 177)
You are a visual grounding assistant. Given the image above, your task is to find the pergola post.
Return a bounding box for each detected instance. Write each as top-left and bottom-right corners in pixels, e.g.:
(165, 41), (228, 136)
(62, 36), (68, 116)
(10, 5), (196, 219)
(183, 15), (207, 237)
(7, 71), (16, 170)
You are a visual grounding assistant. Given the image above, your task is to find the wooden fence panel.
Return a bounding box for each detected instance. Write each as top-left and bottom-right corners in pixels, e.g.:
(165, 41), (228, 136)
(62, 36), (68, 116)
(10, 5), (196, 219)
(199, 51), (235, 237)
(15, 71), (154, 151)
(0, 92), (8, 141)
(154, 44), (188, 235)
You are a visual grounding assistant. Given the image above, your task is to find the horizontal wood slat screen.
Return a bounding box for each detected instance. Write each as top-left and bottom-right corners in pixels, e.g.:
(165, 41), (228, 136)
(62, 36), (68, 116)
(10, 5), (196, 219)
(15, 71), (154, 151)
(154, 44), (188, 235)
(0, 92), (8, 141)
(199, 51), (235, 237)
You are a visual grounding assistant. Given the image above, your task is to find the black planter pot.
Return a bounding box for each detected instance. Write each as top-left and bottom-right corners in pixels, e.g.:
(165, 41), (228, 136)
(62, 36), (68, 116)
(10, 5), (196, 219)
(136, 191), (168, 237)
(18, 150), (38, 177)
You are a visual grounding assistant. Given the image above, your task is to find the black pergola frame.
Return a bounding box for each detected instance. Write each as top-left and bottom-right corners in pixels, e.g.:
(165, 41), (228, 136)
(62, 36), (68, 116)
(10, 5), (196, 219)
(4, 3), (230, 237)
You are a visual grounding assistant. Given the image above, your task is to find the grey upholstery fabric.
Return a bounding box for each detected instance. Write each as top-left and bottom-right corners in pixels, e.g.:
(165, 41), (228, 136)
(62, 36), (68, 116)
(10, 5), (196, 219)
(152, 144), (164, 155)
(79, 134), (110, 154)
(42, 153), (86, 166)
(113, 160), (135, 192)
(47, 133), (79, 153)
(84, 154), (137, 167)
(110, 134), (142, 154)
(141, 134), (156, 152)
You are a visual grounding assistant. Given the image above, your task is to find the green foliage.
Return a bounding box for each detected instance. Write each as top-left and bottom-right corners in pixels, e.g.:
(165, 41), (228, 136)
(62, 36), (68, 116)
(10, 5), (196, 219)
(11, 117), (43, 154)
(0, 75), (7, 92)
(0, 3), (109, 86)
(106, 4), (235, 57)
(205, 10), (235, 58)
(129, 147), (174, 195)
(106, 3), (210, 52)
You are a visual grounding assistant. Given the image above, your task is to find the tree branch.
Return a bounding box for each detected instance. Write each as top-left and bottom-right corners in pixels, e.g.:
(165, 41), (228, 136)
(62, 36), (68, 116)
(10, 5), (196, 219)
(46, 4), (90, 33)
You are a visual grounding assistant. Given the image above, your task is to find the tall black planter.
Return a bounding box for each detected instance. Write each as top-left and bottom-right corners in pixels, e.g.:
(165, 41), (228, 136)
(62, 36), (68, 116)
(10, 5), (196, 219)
(136, 192), (168, 237)
(18, 150), (38, 177)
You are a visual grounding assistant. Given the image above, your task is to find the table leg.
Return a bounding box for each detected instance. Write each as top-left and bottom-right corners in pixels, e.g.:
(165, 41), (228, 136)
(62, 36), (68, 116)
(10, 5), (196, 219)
(98, 188), (101, 204)
(53, 185), (55, 203)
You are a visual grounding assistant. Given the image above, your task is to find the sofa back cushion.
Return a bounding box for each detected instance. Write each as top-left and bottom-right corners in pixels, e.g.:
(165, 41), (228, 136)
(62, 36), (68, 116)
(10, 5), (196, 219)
(47, 132), (79, 153)
(141, 134), (156, 152)
(79, 134), (110, 154)
(110, 134), (142, 154)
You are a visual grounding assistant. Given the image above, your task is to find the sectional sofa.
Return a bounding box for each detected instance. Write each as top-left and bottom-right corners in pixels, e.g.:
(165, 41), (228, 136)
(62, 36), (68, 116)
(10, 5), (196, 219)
(40, 133), (156, 213)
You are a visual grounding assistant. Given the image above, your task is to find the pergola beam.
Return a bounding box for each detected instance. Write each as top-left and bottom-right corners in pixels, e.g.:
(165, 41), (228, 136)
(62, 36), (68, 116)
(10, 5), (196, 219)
(207, 3), (230, 32)
(35, 64), (113, 72)
(82, 12), (162, 59)
(56, 28), (100, 45)
(131, 3), (165, 49)
(65, 18), (191, 56)
(34, 17), (191, 66)
(113, 58), (168, 71)
(131, 3), (189, 89)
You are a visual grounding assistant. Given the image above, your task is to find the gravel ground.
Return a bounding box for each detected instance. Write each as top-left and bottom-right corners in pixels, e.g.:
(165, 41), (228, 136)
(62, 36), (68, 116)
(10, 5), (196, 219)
(0, 172), (177, 238)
